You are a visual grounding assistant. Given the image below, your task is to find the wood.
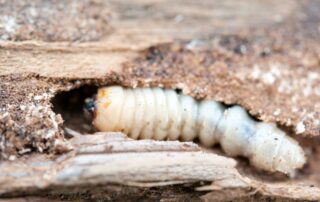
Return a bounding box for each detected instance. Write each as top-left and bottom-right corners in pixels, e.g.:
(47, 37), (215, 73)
(1, 0), (320, 201)
(1, 133), (320, 201)
(0, 0), (297, 78)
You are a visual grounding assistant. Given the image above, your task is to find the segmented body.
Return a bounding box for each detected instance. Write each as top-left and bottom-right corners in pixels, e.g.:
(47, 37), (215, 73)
(93, 86), (306, 174)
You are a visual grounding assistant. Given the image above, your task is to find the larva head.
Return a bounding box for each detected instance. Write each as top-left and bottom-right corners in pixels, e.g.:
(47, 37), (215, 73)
(84, 97), (95, 113)
(92, 86), (125, 132)
(83, 97), (96, 122)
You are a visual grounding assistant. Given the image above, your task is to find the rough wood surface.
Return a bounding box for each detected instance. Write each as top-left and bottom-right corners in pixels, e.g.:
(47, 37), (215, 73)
(1, 0), (320, 201)
(1, 133), (320, 201)
(0, 0), (298, 77)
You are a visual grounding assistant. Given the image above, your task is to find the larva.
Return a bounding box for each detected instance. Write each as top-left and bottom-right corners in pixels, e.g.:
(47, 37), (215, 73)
(91, 86), (306, 175)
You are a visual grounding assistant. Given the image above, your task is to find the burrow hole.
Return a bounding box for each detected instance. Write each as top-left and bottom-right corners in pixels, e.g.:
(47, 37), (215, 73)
(50, 84), (316, 180)
(51, 85), (98, 134)
(51, 85), (183, 135)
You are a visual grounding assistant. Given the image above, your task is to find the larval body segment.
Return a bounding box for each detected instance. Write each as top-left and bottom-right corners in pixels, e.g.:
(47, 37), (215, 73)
(130, 89), (145, 139)
(93, 86), (306, 174)
(140, 88), (155, 139)
(180, 95), (198, 141)
(198, 101), (223, 147)
(153, 88), (169, 140)
(166, 90), (182, 140)
(120, 90), (135, 135)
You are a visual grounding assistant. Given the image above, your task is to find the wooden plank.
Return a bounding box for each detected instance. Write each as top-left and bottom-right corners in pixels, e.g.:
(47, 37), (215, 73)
(1, 0), (320, 201)
(1, 133), (319, 201)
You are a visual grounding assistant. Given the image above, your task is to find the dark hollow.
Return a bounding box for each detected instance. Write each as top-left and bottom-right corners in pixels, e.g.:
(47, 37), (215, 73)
(51, 85), (98, 134)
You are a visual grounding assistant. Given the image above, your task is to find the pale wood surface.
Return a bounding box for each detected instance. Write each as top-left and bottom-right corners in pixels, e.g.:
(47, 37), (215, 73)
(0, 0), (297, 78)
(0, 0), (319, 201)
(1, 133), (320, 201)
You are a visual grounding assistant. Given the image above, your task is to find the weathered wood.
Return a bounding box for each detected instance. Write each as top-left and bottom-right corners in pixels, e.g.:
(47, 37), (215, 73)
(0, 0), (297, 78)
(0, 133), (242, 195)
(71, 132), (200, 154)
(1, 133), (319, 201)
(1, 0), (320, 201)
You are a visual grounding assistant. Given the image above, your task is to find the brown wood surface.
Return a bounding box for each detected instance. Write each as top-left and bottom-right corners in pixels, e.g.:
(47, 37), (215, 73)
(1, 0), (320, 201)
(0, 0), (297, 78)
(1, 133), (320, 201)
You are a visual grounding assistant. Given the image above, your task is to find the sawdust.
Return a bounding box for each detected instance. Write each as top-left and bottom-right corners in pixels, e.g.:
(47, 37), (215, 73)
(0, 0), (112, 42)
(0, 74), (71, 159)
(0, 72), (125, 159)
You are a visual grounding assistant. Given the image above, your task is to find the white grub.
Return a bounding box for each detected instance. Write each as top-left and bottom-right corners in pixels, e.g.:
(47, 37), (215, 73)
(93, 86), (306, 175)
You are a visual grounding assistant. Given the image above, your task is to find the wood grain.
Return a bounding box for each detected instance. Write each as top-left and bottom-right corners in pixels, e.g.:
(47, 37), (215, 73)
(1, 133), (319, 201)
(1, 0), (319, 201)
